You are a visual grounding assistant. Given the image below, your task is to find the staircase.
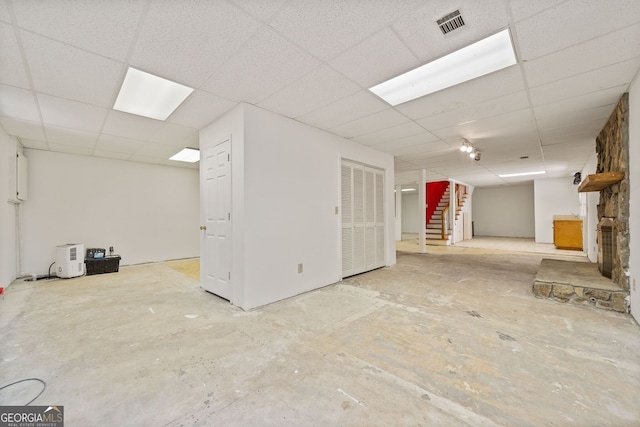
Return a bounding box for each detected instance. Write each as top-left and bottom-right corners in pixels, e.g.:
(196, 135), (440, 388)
(425, 183), (469, 246)
(425, 187), (452, 245)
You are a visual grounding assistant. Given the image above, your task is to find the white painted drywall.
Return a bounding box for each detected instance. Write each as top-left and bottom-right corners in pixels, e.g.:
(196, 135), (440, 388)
(401, 192), (419, 233)
(581, 151), (598, 262)
(200, 103), (395, 310)
(0, 128), (18, 287)
(628, 78), (640, 322)
(473, 184), (535, 237)
(21, 150), (199, 275)
(534, 178), (581, 243)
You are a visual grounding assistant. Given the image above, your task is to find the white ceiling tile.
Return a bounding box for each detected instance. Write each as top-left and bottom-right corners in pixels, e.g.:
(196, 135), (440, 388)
(150, 122), (198, 147)
(507, 0), (567, 22)
(0, 117), (45, 141)
(45, 125), (98, 148)
(416, 91), (530, 130)
(536, 104), (614, 131)
(201, 27), (320, 104)
(228, 0), (288, 21)
(329, 28), (419, 88)
(533, 86), (625, 121)
(389, 140), (451, 157)
(392, 0), (509, 63)
(0, 84), (40, 121)
(538, 122), (603, 142)
(168, 90), (237, 130)
(0, 1), (9, 23)
(21, 31), (122, 107)
(37, 94), (107, 133)
(529, 58), (640, 106)
(353, 122), (426, 146)
(0, 1), (635, 187)
(296, 90), (389, 129)
(329, 109), (409, 139)
(48, 142), (93, 156)
(523, 23), (640, 87)
(431, 109), (536, 141)
(12, 0), (145, 61)
(371, 132), (440, 152)
(515, 0), (640, 60)
(269, 0), (424, 61)
(131, 0), (260, 88)
(0, 23), (30, 89)
(258, 64), (361, 119)
(396, 66), (526, 120)
(95, 134), (143, 154)
(541, 130), (601, 147)
(102, 111), (164, 141)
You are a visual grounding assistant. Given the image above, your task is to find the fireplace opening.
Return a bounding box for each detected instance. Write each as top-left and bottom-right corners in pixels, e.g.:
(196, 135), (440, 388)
(597, 218), (615, 279)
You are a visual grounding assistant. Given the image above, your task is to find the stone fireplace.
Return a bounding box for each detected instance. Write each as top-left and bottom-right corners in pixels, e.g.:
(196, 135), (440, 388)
(595, 94), (630, 291)
(533, 94), (630, 313)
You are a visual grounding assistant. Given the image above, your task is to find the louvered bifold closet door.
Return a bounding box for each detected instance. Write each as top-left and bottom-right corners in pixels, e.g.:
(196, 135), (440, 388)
(341, 161), (385, 278)
(374, 170), (385, 266)
(341, 165), (354, 276)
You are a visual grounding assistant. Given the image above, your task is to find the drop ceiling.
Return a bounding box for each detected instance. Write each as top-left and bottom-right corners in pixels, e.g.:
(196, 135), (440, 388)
(0, 0), (639, 187)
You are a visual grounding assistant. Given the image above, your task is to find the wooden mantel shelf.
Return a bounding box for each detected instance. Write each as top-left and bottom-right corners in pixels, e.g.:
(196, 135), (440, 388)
(578, 172), (625, 192)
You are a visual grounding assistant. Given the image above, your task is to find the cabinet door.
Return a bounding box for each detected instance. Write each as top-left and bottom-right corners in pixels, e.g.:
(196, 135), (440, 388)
(554, 221), (582, 250)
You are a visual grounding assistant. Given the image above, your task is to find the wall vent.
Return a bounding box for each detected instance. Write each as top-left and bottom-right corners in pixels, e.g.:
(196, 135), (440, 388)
(437, 10), (465, 35)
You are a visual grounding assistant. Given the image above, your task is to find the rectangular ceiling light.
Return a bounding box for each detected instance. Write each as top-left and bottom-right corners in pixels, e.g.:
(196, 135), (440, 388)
(499, 171), (545, 178)
(369, 29), (517, 106)
(113, 67), (194, 121)
(169, 148), (199, 163)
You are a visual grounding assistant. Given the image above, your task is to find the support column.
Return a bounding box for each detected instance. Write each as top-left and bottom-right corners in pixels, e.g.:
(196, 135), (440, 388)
(395, 184), (402, 241)
(419, 169), (427, 253)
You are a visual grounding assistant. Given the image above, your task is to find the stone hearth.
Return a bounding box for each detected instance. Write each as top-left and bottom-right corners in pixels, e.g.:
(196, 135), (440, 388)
(533, 259), (629, 313)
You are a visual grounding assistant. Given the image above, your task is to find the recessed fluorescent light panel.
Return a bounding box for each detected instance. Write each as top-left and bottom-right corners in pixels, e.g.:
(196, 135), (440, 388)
(499, 171), (545, 178)
(169, 148), (199, 163)
(113, 67), (194, 121)
(369, 29), (517, 106)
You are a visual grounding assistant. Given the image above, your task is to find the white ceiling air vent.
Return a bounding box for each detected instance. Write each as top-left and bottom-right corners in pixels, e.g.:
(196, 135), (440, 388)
(437, 10), (465, 35)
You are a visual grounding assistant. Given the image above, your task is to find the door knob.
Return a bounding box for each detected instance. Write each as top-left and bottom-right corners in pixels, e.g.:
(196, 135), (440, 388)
(200, 225), (207, 230)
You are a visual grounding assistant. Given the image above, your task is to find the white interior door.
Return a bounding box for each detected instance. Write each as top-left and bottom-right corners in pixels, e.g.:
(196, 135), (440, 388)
(201, 138), (232, 300)
(342, 161), (385, 278)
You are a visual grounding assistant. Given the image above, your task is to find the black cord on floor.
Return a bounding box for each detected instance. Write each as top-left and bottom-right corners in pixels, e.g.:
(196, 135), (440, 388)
(0, 378), (46, 405)
(48, 262), (55, 279)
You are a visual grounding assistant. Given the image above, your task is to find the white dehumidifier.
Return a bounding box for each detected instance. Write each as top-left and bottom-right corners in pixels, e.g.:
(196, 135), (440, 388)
(56, 243), (84, 278)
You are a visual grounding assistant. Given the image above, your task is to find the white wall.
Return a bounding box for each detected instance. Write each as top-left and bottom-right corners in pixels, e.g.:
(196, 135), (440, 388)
(401, 192), (419, 233)
(21, 150), (199, 275)
(473, 184), (535, 237)
(628, 78), (640, 322)
(580, 151), (599, 262)
(200, 103), (395, 310)
(0, 127), (18, 287)
(534, 178), (581, 243)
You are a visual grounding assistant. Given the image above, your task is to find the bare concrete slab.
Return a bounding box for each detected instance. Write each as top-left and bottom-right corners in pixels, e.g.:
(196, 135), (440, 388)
(1, 252), (639, 426)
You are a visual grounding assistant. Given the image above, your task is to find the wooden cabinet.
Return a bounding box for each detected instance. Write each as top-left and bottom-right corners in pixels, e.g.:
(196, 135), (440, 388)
(553, 215), (583, 250)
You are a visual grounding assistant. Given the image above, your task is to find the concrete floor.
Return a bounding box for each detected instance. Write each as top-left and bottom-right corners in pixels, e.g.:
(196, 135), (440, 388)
(1, 248), (639, 426)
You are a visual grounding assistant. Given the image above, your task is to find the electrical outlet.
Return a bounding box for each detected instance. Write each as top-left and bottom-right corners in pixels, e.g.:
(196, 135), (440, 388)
(335, 206), (339, 214)
(298, 263), (303, 274)
(633, 278), (637, 292)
